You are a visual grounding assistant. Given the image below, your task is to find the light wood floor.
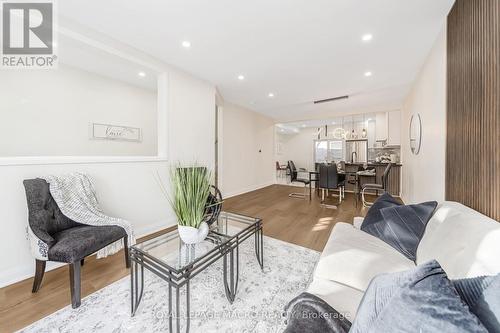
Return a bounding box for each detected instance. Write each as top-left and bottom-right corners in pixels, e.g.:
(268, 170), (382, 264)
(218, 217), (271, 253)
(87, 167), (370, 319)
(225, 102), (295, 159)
(0, 184), (371, 332)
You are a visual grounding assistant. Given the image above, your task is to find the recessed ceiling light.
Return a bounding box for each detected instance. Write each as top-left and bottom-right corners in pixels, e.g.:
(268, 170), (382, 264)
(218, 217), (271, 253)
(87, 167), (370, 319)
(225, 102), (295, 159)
(301, 124), (306, 127)
(237, 75), (245, 80)
(362, 34), (373, 42)
(182, 40), (191, 48)
(364, 71), (373, 77)
(138, 71), (146, 77)
(268, 93), (275, 98)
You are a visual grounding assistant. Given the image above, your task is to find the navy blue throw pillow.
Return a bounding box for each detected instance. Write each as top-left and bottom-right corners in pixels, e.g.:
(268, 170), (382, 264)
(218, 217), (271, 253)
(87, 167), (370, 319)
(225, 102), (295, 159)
(360, 193), (401, 230)
(350, 260), (488, 333)
(362, 197), (437, 261)
(453, 274), (500, 333)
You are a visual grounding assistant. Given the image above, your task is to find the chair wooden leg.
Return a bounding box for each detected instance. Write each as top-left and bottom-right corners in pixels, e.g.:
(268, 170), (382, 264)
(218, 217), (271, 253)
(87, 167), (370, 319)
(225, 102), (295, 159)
(69, 261), (81, 308)
(32, 260), (46, 293)
(123, 236), (130, 268)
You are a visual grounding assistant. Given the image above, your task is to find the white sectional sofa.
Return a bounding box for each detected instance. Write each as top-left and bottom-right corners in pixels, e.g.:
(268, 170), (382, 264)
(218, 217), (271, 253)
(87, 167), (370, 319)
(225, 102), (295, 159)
(307, 201), (500, 321)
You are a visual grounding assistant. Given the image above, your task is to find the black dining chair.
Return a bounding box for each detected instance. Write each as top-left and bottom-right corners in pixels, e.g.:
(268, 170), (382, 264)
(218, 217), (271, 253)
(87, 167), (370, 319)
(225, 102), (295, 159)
(318, 164), (345, 208)
(287, 160), (310, 199)
(361, 163), (392, 206)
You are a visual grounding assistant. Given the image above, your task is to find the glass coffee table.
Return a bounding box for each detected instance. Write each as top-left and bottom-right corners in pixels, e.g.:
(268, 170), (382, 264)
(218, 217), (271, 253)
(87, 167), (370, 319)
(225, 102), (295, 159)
(129, 211), (264, 332)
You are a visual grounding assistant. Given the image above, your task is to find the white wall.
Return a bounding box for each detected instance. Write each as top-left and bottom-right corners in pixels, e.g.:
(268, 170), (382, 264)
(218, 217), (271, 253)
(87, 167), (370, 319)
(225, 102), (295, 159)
(276, 129), (316, 172)
(0, 64), (157, 157)
(168, 71), (215, 165)
(0, 30), (215, 287)
(220, 103), (275, 197)
(401, 24), (447, 204)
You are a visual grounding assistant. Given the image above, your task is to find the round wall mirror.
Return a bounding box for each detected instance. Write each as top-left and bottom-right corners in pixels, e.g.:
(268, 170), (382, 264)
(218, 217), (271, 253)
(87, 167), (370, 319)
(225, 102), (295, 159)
(409, 113), (422, 155)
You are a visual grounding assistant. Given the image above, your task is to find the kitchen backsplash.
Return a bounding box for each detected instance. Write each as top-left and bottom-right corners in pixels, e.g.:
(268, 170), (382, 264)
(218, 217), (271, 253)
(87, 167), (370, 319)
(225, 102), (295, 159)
(368, 147), (401, 163)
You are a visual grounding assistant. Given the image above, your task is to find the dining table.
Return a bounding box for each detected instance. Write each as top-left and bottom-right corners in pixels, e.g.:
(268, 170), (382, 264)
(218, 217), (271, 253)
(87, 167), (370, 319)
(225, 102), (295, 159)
(308, 169), (376, 205)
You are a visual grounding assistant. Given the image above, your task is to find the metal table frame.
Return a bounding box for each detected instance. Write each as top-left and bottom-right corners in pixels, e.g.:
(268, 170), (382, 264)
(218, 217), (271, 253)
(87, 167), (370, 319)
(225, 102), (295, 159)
(129, 212), (264, 333)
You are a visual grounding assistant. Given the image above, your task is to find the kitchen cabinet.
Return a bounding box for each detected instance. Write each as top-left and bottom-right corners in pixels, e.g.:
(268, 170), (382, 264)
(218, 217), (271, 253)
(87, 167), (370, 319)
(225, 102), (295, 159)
(387, 111), (401, 146)
(375, 112), (387, 141)
(367, 120), (376, 148)
(375, 111), (401, 146)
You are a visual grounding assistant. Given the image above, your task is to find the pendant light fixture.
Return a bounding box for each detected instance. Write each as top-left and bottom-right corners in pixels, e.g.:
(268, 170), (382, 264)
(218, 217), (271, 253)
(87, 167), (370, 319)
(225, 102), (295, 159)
(351, 116), (356, 139)
(362, 114), (367, 138)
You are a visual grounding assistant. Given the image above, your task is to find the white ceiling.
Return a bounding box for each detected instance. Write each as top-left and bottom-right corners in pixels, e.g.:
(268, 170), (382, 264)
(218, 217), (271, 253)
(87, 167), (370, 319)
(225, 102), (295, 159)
(58, 0), (454, 121)
(58, 35), (158, 91)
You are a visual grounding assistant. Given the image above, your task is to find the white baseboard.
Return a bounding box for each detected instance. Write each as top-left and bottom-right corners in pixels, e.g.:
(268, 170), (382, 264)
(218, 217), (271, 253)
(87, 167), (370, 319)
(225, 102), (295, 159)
(400, 193), (408, 204)
(223, 181), (275, 199)
(0, 220), (175, 288)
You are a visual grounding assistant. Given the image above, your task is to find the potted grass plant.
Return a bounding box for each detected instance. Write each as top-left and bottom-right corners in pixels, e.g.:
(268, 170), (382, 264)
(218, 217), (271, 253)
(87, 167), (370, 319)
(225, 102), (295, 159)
(169, 165), (212, 244)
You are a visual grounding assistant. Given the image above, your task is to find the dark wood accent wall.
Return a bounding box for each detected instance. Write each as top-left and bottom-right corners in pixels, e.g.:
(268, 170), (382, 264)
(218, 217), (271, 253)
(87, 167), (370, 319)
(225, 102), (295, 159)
(446, 0), (500, 221)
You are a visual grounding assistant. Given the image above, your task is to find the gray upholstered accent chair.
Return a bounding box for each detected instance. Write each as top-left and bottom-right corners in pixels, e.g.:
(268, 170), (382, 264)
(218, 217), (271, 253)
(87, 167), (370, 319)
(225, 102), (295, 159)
(23, 178), (129, 308)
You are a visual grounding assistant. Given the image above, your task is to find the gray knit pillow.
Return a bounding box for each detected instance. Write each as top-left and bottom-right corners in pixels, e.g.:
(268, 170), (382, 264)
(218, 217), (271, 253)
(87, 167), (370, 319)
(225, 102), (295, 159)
(453, 274), (500, 333)
(350, 260), (488, 333)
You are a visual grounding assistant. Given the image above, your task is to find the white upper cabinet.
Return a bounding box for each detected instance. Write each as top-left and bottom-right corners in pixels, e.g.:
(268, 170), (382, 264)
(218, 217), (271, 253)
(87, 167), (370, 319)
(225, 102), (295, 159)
(367, 119), (376, 148)
(387, 110), (401, 146)
(375, 111), (401, 145)
(375, 112), (388, 141)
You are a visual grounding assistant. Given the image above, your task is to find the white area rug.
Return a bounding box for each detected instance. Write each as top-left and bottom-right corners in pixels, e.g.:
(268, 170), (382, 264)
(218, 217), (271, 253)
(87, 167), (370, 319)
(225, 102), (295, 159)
(20, 236), (320, 333)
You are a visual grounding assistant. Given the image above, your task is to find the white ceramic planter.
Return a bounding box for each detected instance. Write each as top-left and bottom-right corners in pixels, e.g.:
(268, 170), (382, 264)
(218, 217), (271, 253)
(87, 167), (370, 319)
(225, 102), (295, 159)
(178, 222), (209, 244)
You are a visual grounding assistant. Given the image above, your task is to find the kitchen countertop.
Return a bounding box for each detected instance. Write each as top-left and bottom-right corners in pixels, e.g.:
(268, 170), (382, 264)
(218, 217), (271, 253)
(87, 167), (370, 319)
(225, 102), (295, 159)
(344, 162), (403, 166)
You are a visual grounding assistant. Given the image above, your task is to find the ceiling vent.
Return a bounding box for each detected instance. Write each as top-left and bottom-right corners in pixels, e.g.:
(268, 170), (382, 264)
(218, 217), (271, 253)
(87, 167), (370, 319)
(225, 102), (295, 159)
(313, 95), (349, 104)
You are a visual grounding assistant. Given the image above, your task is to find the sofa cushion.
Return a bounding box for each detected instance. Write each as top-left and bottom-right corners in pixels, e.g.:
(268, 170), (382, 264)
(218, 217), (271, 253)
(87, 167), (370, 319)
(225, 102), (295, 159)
(48, 225), (126, 263)
(352, 216), (364, 229)
(360, 193), (401, 231)
(417, 201), (500, 278)
(307, 278), (364, 320)
(453, 274), (500, 333)
(361, 201), (437, 261)
(350, 260), (488, 333)
(314, 222), (414, 291)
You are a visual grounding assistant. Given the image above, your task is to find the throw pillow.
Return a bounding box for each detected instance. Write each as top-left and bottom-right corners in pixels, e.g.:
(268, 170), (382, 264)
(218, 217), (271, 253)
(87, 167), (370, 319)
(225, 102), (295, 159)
(379, 201), (437, 260)
(453, 274), (500, 333)
(350, 260), (488, 333)
(360, 192), (401, 230)
(361, 193), (437, 261)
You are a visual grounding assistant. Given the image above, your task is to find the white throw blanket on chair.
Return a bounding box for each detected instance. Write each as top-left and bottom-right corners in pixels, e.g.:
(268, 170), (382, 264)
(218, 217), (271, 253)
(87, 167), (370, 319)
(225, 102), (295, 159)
(41, 172), (136, 258)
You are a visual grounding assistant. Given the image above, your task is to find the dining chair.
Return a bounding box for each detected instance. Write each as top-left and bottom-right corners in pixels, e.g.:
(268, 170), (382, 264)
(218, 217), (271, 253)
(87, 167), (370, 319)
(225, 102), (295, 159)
(318, 164), (345, 209)
(276, 161), (287, 179)
(287, 161), (310, 199)
(361, 163), (392, 206)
